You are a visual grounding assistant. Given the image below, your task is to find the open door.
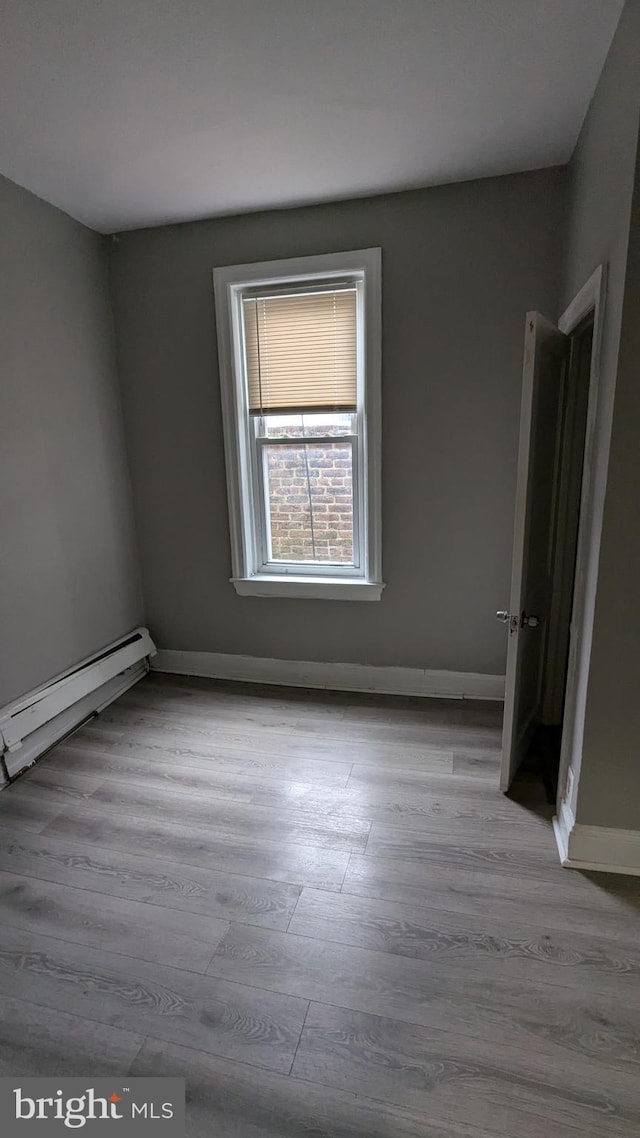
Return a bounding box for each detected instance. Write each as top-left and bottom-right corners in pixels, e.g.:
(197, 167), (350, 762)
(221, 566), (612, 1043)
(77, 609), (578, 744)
(499, 313), (569, 791)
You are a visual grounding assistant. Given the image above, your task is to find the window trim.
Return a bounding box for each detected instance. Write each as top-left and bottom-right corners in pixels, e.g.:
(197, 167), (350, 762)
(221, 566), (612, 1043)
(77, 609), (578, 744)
(213, 248), (383, 601)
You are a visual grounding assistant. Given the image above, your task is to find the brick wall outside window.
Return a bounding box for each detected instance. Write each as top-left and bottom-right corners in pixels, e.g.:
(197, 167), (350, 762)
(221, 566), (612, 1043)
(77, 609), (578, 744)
(265, 442), (354, 563)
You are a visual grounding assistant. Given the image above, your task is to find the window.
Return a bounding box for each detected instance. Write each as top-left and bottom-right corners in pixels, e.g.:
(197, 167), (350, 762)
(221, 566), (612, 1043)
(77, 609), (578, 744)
(214, 249), (383, 600)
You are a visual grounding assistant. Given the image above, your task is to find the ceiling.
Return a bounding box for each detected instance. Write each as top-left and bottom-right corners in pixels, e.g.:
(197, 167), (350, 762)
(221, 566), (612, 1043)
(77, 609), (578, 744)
(0, 0), (624, 233)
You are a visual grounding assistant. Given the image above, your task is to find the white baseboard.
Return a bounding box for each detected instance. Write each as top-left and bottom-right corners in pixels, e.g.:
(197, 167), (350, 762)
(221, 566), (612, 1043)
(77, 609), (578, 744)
(151, 649), (505, 701)
(553, 798), (640, 876)
(552, 798), (575, 865)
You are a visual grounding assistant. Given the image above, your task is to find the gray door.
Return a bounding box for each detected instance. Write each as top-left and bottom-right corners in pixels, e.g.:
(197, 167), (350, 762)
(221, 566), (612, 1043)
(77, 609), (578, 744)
(499, 312), (569, 791)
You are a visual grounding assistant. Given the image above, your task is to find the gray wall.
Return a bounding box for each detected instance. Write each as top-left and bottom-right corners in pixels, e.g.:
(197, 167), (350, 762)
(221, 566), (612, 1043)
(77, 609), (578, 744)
(579, 149), (640, 830)
(110, 168), (564, 675)
(559, 0), (640, 828)
(0, 175), (142, 706)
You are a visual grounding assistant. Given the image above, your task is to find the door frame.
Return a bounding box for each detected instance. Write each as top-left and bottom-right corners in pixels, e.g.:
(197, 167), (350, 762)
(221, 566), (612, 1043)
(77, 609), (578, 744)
(500, 313), (569, 791)
(541, 310), (594, 726)
(555, 264), (606, 815)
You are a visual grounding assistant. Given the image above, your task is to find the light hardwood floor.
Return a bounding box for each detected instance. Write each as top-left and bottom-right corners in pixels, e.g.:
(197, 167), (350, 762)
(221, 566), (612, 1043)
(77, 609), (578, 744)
(0, 672), (639, 1137)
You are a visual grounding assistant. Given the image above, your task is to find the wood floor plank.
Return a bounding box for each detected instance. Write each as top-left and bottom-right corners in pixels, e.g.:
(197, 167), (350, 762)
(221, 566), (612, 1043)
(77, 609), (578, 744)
(247, 783), (550, 833)
(0, 925), (308, 1073)
(119, 680), (471, 728)
(0, 788), (67, 834)
(93, 694), (463, 759)
(118, 687), (337, 716)
(142, 675), (503, 734)
(365, 814), (552, 851)
(347, 763), (507, 797)
(0, 993), (144, 1076)
(43, 743), (267, 801)
(128, 681), (500, 748)
(0, 869), (229, 971)
(0, 827), (301, 930)
(289, 714), (502, 753)
(452, 751), (502, 778)
(0, 772), (102, 834)
(109, 701), (341, 737)
(143, 676), (495, 725)
(343, 853), (640, 938)
(46, 743), (517, 829)
(365, 822), (558, 876)
(288, 888), (640, 1001)
(40, 803), (351, 890)
(292, 1002), (640, 1137)
(130, 1035), (501, 1138)
(72, 727), (353, 786)
(90, 714), (454, 772)
(108, 672), (503, 734)
(338, 697), (503, 729)
(5, 769), (103, 802)
(145, 673), (420, 710)
(206, 924), (640, 1068)
(23, 767), (371, 853)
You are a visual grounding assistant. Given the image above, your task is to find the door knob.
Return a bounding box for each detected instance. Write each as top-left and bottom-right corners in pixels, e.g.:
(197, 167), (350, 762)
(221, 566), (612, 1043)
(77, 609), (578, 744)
(495, 611), (509, 623)
(496, 611), (519, 632)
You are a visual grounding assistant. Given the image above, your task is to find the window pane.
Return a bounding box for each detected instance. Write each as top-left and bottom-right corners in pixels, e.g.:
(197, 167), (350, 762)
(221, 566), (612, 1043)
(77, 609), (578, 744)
(264, 441), (354, 564)
(258, 412), (355, 439)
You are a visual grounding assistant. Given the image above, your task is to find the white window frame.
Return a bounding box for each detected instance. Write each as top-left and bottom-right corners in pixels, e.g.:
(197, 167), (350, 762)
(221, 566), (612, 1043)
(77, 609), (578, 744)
(213, 248), (383, 601)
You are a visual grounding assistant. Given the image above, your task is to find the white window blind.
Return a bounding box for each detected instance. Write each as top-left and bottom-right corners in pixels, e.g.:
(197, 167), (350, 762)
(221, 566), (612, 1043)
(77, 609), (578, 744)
(243, 287), (357, 414)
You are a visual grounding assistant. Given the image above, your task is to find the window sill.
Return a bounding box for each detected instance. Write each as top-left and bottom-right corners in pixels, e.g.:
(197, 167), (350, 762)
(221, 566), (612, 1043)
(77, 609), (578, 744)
(231, 576), (385, 601)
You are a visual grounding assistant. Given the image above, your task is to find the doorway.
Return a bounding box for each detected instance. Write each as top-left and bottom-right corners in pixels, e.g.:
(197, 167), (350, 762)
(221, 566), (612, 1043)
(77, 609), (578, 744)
(535, 313), (594, 800)
(499, 266), (605, 803)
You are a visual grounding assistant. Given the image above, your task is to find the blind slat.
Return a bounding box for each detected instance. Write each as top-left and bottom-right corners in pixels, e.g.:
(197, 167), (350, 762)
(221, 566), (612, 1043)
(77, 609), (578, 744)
(243, 289), (357, 413)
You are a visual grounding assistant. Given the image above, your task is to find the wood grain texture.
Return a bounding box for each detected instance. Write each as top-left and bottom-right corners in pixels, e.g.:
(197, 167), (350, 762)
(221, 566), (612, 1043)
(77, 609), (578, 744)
(93, 716), (452, 772)
(289, 888), (640, 999)
(23, 766), (370, 853)
(365, 813), (553, 851)
(0, 994), (144, 1076)
(112, 683), (346, 723)
(46, 742), (292, 802)
(0, 672), (638, 1137)
(44, 743), (530, 832)
(110, 686), (464, 732)
(207, 924), (640, 1066)
(74, 726), (353, 786)
(451, 750), (502, 777)
(41, 803), (351, 890)
(130, 1036), (500, 1138)
(292, 1002), (640, 1137)
(0, 869), (229, 970)
(365, 821), (560, 876)
(93, 690), (467, 769)
(0, 924), (308, 1072)
(0, 827), (301, 929)
(347, 762), (524, 799)
(3, 770), (103, 805)
(343, 853), (640, 938)
(0, 773), (101, 834)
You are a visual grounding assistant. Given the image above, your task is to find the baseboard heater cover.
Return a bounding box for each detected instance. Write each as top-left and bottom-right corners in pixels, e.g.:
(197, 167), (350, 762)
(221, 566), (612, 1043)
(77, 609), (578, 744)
(0, 627), (155, 781)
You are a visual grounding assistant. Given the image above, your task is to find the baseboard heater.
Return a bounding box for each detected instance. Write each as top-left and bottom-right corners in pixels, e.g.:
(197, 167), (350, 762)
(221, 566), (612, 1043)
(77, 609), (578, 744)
(0, 627), (156, 782)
